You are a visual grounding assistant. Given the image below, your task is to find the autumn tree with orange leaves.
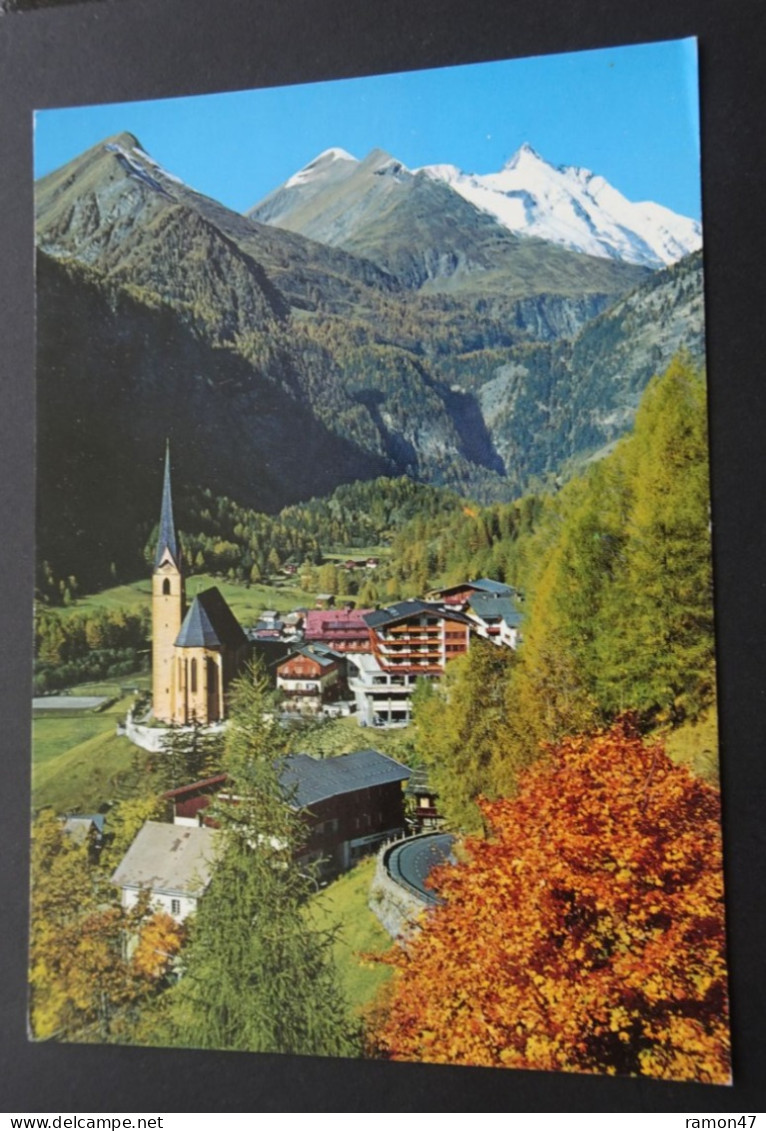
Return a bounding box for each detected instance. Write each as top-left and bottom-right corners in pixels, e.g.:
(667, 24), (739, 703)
(370, 720), (729, 1084)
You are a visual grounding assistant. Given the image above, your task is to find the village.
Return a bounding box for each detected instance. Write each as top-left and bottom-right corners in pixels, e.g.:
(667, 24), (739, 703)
(61, 449), (525, 940)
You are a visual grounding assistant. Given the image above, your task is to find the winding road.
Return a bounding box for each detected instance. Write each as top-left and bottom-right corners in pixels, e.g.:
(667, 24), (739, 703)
(386, 833), (456, 905)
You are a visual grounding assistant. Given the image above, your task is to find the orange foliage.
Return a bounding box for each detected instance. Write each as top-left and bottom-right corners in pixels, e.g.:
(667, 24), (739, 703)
(372, 720), (730, 1083)
(131, 912), (186, 981)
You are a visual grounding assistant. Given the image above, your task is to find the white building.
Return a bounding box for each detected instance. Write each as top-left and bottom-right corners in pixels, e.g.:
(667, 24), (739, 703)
(347, 652), (424, 728)
(111, 820), (219, 923)
(465, 593), (523, 649)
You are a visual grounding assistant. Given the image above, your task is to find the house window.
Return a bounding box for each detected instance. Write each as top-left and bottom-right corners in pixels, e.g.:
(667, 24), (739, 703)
(171, 898), (181, 916)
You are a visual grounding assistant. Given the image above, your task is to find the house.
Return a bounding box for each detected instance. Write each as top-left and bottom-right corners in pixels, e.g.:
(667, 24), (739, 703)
(304, 606), (373, 654)
(282, 749), (411, 875)
(152, 446), (249, 725)
(276, 644), (343, 714)
(164, 774), (228, 827)
(111, 820), (219, 923)
(163, 749), (412, 878)
(465, 593), (523, 649)
(62, 813), (105, 860)
(427, 577), (515, 606)
(404, 767), (442, 833)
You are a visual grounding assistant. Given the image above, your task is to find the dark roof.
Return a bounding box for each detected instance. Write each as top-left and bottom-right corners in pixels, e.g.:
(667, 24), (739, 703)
(62, 813), (106, 840)
(254, 617), (284, 633)
(175, 587), (248, 649)
(471, 578), (514, 596)
(468, 594), (523, 625)
(280, 749), (411, 809)
(154, 443), (181, 570)
(364, 600), (472, 629)
(430, 578), (513, 598)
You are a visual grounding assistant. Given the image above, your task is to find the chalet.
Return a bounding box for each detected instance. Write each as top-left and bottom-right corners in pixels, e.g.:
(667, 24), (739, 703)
(283, 749), (411, 875)
(249, 611), (285, 641)
(111, 820), (219, 923)
(427, 577), (515, 606)
(162, 749), (411, 878)
(364, 600), (471, 675)
(62, 813), (105, 860)
(347, 653), (420, 728)
(304, 607), (373, 654)
(276, 643), (343, 714)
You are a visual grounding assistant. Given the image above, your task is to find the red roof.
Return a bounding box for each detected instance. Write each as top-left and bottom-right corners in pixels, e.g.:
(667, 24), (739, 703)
(305, 608), (373, 640)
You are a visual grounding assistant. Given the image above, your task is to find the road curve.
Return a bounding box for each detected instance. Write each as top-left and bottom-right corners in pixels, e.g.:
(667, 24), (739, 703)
(386, 833), (456, 905)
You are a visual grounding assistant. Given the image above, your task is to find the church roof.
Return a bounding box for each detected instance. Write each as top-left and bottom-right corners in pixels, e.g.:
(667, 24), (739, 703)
(175, 587), (248, 650)
(154, 443), (181, 569)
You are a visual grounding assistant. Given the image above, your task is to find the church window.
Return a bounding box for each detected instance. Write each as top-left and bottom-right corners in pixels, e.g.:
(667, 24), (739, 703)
(162, 579), (171, 596)
(191, 658), (197, 693)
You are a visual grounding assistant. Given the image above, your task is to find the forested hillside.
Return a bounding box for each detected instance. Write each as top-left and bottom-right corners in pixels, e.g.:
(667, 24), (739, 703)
(410, 355), (716, 828)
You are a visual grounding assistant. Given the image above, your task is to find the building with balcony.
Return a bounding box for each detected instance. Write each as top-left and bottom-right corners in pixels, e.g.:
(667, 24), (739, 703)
(276, 643), (343, 714)
(364, 600), (471, 675)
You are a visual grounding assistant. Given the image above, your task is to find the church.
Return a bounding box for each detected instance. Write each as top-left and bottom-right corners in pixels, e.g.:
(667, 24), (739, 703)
(152, 446), (249, 725)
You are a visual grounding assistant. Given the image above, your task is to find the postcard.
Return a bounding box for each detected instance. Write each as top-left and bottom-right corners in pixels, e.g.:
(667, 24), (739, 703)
(30, 36), (728, 1083)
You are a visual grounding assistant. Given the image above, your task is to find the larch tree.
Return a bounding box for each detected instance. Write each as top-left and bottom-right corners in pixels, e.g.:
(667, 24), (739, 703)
(413, 638), (520, 832)
(371, 720), (729, 1084)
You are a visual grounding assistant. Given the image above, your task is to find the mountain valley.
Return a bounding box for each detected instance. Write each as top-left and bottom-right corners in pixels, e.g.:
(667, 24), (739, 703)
(35, 132), (705, 592)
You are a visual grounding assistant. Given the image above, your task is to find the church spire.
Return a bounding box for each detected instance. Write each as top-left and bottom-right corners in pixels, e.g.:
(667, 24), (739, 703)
(154, 441), (181, 569)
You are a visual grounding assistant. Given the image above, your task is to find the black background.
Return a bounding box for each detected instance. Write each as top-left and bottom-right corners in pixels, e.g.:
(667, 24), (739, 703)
(2, 0), (765, 1113)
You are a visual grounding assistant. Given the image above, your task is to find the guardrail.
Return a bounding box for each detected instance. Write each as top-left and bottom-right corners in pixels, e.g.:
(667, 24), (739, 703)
(368, 832), (451, 939)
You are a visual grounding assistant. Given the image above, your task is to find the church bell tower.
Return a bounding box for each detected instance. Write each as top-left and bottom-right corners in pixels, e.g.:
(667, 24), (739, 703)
(152, 443), (185, 723)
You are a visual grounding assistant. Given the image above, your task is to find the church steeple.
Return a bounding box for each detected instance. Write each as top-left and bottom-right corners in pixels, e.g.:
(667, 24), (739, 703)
(152, 441), (185, 723)
(154, 441), (181, 570)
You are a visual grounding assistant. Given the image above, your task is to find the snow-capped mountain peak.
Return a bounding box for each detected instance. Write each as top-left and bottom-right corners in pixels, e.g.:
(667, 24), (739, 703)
(502, 141), (545, 171)
(285, 147), (359, 189)
(418, 144), (701, 268)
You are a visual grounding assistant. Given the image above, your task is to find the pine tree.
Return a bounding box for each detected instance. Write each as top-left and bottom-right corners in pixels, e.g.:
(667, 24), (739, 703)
(163, 665), (359, 1056)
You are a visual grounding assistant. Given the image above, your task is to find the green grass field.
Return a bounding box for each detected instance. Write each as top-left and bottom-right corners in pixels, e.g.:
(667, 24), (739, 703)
(306, 856), (394, 1016)
(59, 572), (362, 626)
(31, 692), (161, 813)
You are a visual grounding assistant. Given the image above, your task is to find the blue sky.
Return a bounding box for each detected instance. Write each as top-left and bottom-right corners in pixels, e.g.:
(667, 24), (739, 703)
(34, 37), (702, 219)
